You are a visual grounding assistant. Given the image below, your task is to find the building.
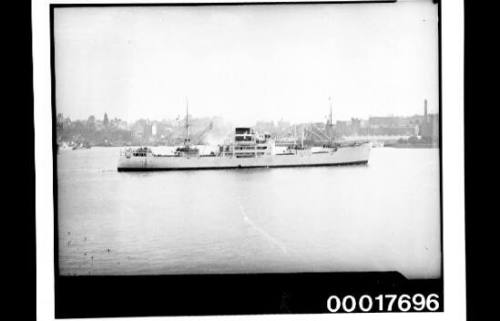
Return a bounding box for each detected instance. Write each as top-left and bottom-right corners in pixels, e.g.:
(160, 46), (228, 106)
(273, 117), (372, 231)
(418, 100), (439, 142)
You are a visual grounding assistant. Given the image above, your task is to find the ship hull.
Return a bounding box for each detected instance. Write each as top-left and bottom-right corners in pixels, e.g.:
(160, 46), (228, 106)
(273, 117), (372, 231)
(117, 143), (371, 171)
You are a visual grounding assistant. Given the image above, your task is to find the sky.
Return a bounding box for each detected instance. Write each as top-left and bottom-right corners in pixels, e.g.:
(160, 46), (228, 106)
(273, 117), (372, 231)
(54, 0), (439, 125)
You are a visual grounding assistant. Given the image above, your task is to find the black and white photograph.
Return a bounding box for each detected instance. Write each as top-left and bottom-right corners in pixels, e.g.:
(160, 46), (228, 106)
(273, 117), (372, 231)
(31, 0), (466, 319)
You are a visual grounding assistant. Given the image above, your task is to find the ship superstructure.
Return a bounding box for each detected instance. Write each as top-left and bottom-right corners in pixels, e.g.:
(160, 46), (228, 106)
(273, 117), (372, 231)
(117, 99), (371, 171)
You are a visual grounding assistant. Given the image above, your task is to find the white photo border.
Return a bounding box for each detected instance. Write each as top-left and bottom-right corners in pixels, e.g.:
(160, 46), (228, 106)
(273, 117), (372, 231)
(33, 0), (465, 320)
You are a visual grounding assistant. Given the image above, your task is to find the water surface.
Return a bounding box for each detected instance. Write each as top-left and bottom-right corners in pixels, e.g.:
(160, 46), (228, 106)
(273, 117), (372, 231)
(58, 147), (441, 278)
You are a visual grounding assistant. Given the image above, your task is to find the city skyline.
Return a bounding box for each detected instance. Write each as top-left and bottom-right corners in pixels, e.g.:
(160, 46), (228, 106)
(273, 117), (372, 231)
(54, 1), (439, 125)
(57, 106), (439, 125)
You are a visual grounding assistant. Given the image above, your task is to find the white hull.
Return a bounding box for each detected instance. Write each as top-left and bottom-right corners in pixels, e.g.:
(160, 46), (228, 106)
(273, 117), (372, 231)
(117, 143), (371, 171)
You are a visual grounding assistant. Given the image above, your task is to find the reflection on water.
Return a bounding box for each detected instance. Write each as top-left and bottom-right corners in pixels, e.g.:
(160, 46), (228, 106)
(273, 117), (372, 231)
(58, 147), (440, 278)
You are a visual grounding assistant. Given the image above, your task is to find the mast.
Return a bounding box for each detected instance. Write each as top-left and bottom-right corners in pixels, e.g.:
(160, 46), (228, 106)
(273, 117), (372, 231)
(185, 97), (190, 144)
(294, 125), (297, 147)
(327, 96), (334, 144)
(301, 127), (305, 148)
(328, 96), (333, 127)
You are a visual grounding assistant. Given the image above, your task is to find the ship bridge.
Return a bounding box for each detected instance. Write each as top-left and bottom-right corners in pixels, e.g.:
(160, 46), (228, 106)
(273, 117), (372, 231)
(233, 127), (274, 158)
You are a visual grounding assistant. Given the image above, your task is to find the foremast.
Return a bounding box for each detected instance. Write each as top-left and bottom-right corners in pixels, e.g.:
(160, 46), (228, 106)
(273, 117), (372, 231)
(184, 97), (190, 146)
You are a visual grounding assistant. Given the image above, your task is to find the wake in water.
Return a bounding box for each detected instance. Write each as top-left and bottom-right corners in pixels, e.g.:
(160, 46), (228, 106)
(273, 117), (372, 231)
(239, 204), (288, 254)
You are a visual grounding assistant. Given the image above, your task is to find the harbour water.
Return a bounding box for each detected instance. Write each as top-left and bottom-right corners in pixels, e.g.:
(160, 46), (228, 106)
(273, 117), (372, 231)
(58, 147), (441, 278)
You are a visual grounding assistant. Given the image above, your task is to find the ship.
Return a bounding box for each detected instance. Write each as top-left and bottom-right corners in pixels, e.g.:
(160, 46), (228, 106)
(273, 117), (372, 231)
(117, 127), (371, 171)
(117, 100), (371, 171)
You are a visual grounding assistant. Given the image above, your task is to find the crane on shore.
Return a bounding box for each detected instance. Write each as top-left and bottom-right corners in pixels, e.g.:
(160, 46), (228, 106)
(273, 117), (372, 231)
(191, 121), (214, 145)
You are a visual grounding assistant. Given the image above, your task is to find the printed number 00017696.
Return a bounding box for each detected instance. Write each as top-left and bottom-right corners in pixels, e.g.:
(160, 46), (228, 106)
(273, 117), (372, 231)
(326, 293), (440, 313)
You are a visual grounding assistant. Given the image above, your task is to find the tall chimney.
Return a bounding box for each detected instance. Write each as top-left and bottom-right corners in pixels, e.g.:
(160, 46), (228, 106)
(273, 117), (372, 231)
(424, 99), (428, 123)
